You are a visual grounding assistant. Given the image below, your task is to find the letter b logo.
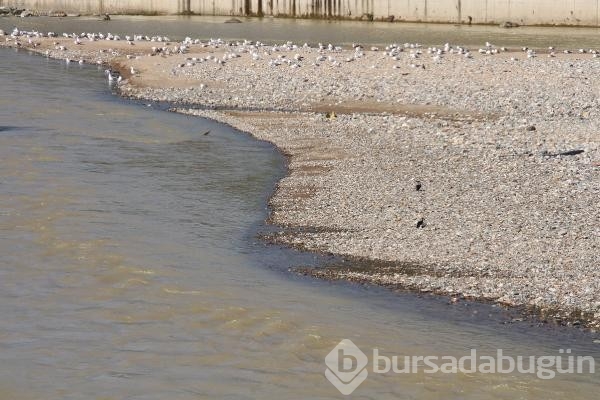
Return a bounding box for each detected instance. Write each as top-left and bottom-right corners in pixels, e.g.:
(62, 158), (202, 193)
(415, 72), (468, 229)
(325, 339), (368, 395)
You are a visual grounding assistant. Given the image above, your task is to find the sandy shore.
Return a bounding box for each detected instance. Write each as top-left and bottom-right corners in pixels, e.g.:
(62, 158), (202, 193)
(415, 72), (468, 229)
(2, 29), (599, 328)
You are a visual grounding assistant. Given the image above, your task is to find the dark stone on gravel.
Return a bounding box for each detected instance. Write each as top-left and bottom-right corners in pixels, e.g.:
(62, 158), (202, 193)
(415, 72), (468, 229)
(543, 149), (585, 157)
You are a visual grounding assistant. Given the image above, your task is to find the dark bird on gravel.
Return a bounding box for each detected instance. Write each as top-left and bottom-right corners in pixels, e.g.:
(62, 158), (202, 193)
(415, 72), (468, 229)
(416, 218), (425, 228)
(415, 181), (422, 191)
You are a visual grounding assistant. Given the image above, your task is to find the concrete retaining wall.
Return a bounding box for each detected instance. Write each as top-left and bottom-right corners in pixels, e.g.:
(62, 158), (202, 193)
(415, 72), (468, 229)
(3, 0), (600, 26)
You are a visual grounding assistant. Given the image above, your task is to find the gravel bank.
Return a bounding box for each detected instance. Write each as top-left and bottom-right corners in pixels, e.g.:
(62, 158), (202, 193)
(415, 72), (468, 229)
(3, 29), (599, 328)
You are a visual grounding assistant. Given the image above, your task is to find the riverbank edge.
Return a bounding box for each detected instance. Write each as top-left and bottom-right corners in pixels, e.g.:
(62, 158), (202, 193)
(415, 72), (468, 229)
(2, 40), (597, 332)
(169, 108), (598, 332)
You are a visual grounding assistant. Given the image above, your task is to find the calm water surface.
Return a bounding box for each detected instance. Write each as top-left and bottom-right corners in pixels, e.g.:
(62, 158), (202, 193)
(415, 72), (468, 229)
(0, 45), (599, 399)
(4, 15), (600, 48)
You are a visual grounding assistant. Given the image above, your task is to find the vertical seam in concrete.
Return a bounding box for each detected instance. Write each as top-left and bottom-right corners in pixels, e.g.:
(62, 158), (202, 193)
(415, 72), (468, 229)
(485, 0), (488, 23)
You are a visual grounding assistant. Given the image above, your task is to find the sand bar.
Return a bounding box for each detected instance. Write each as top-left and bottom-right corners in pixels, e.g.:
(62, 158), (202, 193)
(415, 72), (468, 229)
(2, 29), (598, 328)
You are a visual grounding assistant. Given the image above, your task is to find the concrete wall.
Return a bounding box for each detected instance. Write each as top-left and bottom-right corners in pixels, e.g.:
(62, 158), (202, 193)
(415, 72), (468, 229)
(3, 1), (184, 14)
(4, 0), (600, 26)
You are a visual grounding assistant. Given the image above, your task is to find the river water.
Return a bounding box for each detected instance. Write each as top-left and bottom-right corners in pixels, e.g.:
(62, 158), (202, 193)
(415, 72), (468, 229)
(5, 15), (600, 48)
(0, 25), (599, 399)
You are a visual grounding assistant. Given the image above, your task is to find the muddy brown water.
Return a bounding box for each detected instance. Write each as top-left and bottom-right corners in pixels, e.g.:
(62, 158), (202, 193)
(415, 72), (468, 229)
(0, 42), (599, 399)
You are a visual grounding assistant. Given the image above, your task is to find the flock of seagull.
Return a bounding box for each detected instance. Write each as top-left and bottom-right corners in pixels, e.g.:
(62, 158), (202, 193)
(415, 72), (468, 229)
(4, 26), (600, 84)
(4, 27), (175, 80)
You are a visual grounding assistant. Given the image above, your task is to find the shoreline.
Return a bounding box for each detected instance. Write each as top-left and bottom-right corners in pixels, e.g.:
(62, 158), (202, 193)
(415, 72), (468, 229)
(173, 107), (597, 332)
(2, 29), (598, 330)
(177, 107), (598, 331)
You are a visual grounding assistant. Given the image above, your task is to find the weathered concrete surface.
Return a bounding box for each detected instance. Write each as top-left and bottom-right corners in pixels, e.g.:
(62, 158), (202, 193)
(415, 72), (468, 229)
(3, 0), (600, 25)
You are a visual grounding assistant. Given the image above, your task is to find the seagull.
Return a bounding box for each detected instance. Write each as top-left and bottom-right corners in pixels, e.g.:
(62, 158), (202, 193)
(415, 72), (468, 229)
(107, 73), (122, 83)
(105, 69), (121, 82)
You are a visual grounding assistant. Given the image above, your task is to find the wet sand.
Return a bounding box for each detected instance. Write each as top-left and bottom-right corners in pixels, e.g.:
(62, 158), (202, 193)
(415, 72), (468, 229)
(2, 30), (599, 329)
